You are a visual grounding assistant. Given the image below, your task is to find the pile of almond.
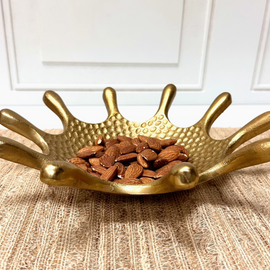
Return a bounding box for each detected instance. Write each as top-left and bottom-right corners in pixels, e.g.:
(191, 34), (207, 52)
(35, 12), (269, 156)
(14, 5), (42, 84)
(69, 135), (189, 184)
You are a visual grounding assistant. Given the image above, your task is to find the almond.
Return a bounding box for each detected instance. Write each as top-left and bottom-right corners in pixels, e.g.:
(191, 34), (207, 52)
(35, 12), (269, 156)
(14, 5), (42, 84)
(76, 163), (88, 171)
(125, 164), (143, 178)
(95, 151), (105, 158)
(130, 161), (139, 166)
(140, 177), (155, 184)
(117, 135), (132, 142)
(157, 149), (179, 162)
(104, 138), (119, 146)
(113, 178), (142, 185)
(119, 140), (132, 147)
(99, 154), (115, 168)
(142, 169), (156, 178)
(69, 157), (89, 166)
(100, 165), (118, 181)
(88, 158), (100, 166)
(131, 138), (141, 146)
(140, 149), (157, 161)
(136, 142), (149, 153)
(82, 145), (104, 152)
(95, 135), (104, 146)
(120, 144), (136, 154)
(114, 162), (125, 178)
(116, 153), (138, 163)
(76, 149), (95, 159)
(137, 153), (151, 168)
(147, 137), (161, 152)
(154, 160), (182, 178)
(105, 145), (121, 158)
(153, 158), (169, 168)
(91, 165), (107, 175)
(138, 135), (148, 142)
(166, 145), (187, 152)
(178, 153), (189, 161)
(160, 139), (178, 148)
(77, 146), (104, 158)
(105, 140), (119, 149)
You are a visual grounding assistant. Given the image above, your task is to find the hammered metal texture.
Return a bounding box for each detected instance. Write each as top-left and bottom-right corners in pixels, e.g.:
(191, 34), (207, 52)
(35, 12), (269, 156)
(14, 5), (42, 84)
(43, 114), (229, 174)
(1, 84), (270, 195)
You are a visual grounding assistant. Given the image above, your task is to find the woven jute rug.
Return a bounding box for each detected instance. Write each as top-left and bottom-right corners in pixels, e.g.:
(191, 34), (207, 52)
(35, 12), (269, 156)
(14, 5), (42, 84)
(0, 128), (269, 270)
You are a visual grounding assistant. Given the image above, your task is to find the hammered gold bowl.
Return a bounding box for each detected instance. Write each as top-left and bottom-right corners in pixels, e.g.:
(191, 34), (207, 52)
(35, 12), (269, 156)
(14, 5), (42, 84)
(1, 84), (270, 195)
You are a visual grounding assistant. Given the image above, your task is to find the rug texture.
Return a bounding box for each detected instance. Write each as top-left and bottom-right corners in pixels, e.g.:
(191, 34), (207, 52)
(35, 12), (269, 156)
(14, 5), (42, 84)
(0, 128), (269, 270)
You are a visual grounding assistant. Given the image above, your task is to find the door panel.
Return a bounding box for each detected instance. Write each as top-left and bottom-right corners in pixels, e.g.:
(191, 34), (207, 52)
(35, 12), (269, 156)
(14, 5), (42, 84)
(0, 0), (269, 106)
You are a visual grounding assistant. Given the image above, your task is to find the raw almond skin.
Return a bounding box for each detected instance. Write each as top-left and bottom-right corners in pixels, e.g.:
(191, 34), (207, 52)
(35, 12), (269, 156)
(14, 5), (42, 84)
(77, 146), (104, 158)
(166, 145), (187, 153)
(157, 149), (179, 162)
(88, 158), (100, 166)
(114, 162), (125, 178)
(91, 165), (107, 175)
(69, 157), (89, 166)
(142, 169), (156, 178)
(76, 163), (88, 171)
(138, 135), (148, 142)
(95, 151), (105, 158)
(116, 153), (138, 163)
(136, 142), (149, 153)
(100, 165), (118, 181)
(80, 145), (104, 153)
(105, 145), (121, 158)
(105, 138), (119, 148)
(147, 137), (161, 152)
(99, 154), (115, 168)
(137, 153), (151, 168)
(153, 158), (169, 168)
(120, 144), (136, 154)
(178, 153), (189, 161)
(140, 149), (157, 161)
(95, 135), (104, 146)
(130, 161), (139, 166)
(117, 135), (132, 142)
(125, 164), (143, 178)
(160, 139), (178, 148)
(131, 138), (141, 146)
(140, 177), (155, 184)
(76, 149), (96, 159)
(154, 160), (182, 178)
(119, 140), (132, 147)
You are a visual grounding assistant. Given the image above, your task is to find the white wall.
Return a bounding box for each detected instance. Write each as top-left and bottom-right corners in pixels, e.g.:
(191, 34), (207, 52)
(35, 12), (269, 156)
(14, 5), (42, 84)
(1, 0), (270, 128)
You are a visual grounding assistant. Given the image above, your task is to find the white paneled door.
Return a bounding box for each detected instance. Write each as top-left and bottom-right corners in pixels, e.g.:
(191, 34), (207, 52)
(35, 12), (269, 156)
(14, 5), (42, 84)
(0, 0), (270, 106)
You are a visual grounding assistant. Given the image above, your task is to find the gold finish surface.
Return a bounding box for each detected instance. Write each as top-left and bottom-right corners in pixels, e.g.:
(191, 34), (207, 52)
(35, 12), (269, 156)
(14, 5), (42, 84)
(1, 84), (270, 195)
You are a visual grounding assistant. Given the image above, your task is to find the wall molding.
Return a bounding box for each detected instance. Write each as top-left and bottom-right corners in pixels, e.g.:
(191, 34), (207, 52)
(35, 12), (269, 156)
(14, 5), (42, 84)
(3, 0), (213, 91)
(253, 0), (270, 90)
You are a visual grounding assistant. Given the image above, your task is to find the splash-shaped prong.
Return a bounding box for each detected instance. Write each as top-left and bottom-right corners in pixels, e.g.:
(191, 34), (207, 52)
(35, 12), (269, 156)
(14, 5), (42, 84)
(0, 109), (49, 154)
(155, 84), (177, 117)
(43, 90), (74, 130)
(0, 136), (45, 169)
(226, 111), (270, 154)
(200, 92), (231, 134)
(199, 138), (270, 184)
(103, 87), (121, 118)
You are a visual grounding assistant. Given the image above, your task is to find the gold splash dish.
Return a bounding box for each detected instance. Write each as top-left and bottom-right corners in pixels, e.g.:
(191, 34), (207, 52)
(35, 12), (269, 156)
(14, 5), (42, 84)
(1, 84), (270, 195)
